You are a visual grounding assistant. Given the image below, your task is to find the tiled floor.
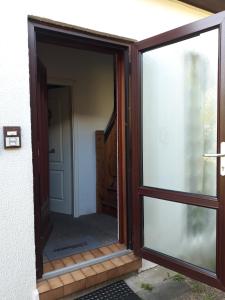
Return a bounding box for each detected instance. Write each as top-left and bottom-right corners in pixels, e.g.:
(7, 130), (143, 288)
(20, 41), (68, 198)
(38, 243), (141, 300)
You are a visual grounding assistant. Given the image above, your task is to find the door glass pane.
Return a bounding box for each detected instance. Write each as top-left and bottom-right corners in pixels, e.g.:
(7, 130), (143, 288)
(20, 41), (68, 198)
(142, 29), (218, 196)
(143, 197), (216, 272)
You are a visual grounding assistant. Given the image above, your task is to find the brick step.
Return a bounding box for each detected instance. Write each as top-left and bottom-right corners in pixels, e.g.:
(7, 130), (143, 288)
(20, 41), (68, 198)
(37, 252), (141, 300)
(43, 242), (126, 273)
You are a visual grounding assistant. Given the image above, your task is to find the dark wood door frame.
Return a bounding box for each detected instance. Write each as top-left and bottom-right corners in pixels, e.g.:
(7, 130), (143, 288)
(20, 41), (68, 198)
(28, 18), (133, 278)
(131, 11), (225, 291)
(179, 0), (225, 14)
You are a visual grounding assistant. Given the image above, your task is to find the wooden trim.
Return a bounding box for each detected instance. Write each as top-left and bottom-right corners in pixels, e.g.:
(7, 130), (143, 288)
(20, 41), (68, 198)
(28, 18), (131, 279)
(179, 0), (225, 14)
(28, 21), (44, 279)
(124, 50), (133, 250)
(131, 11), (225, 289)
(117, 51), (129, 244)
(141, 248), (225, 291)
(29, 17), (133, 56)
(29, 16), (136, 45)
(136, 11), (225, 52)
(138, 187), (219, 209)
(131, 44), (142, 255)
(217, 19), (225, 285)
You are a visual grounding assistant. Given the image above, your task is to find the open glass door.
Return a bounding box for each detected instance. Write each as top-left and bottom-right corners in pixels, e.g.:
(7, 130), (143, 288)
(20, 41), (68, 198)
(131, 11), (225, 290)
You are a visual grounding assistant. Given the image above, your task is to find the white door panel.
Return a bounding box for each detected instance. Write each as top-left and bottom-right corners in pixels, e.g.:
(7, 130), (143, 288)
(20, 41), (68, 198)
(48, 87), (72, 215)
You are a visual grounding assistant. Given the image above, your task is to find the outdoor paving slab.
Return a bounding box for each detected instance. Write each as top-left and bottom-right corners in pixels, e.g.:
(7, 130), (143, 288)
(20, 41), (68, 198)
(136, 280), (191, 300)
(125, 265), (225, 300)
(125, 265), (177, 293)
(61, 263), (225, 299)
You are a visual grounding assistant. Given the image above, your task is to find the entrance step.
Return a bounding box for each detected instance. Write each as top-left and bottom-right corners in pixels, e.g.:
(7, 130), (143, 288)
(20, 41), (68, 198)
(37, 252), (141, 300)
(43, 242), (126, 274)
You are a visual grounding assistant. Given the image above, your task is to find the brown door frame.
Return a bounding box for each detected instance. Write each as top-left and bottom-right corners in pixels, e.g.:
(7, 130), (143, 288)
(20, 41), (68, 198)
(131, 11), (225, 291)
(179, 0), (225, 14)
(28, 18), (133, 278)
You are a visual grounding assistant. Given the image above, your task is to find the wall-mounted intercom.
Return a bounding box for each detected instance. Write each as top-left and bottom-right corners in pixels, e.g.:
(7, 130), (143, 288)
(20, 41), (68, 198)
(3, 126), (21, 149)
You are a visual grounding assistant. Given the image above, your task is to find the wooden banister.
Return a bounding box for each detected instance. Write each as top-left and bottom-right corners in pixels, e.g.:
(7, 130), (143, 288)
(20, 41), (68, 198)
(104, 55), (117, 143)
(96, 115), (117, 217)
(96, 55), (117, 216)
(104, 109), (116, 142)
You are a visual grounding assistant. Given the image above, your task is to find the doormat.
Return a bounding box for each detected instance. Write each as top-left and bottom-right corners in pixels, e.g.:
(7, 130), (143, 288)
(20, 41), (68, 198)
(44, 236), (96, 261)
(76, 280), (141, 300)
(53, 241), (88, 252)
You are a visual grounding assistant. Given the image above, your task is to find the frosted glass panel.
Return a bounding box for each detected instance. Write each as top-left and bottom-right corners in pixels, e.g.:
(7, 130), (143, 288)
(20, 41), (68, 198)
(142, 29), (218, 196)
(144, 197), (216, 272)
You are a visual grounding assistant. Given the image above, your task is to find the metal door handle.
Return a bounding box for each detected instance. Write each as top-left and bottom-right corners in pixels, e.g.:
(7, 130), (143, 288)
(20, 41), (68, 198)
(203, 142), (225, 176)
(203, 153), (225, 157)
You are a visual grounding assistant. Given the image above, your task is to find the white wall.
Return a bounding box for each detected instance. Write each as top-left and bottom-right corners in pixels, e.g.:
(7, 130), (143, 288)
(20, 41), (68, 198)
(37, 44), (114, 216)
(0, 1), (210, 299)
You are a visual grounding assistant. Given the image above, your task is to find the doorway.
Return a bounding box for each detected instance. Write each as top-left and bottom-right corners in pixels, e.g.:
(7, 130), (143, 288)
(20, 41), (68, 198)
(29, 20), (130, 278)
(30, 11), (225, 293)
(39, 45), (120, 263)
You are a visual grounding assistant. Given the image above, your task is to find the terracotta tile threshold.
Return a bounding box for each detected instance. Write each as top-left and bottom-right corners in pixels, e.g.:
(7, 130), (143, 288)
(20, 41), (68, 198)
(43, 242), (126, 273)
(38, 244), (141, 300)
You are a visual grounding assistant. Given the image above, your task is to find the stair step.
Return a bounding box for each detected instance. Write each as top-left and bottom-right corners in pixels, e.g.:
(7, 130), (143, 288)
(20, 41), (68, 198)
(37, 252), (141, 300)
(43, 243), (126, 274)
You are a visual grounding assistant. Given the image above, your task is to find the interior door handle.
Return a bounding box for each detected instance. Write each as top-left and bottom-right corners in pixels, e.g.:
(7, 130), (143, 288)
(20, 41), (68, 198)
(203, 153), (225, 157)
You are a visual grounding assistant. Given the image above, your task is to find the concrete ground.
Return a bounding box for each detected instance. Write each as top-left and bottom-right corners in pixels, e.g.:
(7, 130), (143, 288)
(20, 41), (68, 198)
(125, 263), (225, 300)
(62, 260), (225, 299)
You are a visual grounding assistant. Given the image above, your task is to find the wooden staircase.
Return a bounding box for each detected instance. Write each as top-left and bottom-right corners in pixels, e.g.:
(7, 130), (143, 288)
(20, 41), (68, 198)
(96, 111), (117, 217)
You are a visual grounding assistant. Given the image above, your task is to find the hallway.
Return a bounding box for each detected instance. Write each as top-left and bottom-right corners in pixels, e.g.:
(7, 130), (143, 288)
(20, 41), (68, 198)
(43, 213), (117, 261)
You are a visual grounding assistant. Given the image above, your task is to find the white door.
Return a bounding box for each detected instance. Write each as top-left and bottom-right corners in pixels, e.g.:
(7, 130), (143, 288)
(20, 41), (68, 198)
(48, 87), (72, 215)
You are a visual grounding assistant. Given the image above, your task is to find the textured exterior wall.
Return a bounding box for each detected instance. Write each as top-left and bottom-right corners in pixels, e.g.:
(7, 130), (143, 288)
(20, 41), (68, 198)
(0, 1), (209, 299)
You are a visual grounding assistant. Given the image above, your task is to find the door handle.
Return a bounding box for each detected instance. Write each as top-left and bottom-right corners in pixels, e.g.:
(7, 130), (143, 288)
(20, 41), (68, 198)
(203, 153), (225, 157)
(203, 142), (225, 176)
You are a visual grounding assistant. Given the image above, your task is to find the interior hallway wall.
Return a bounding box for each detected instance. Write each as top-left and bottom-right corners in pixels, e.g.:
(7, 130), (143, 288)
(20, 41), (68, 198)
(37, 43), (114, 216)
